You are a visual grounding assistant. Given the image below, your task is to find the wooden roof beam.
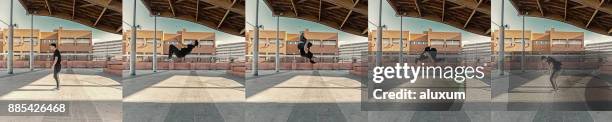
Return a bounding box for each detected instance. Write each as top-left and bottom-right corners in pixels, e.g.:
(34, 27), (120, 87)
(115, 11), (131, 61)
(83, 0), (121, 13)
(326, 6), (343, 10)
(218, 0), (237, 28)
(570, 0), (612, 14)
(204, 6), (219, 9)
(449, 6), (465, 10)
(319, 0), (322, 21)
(564, 0), (567, 21)
(80, 3), (97, 7)
(414, 0), (422, 17)
(442, 0), (446, 22)
(201, 0), (245, 16)
(585, 0), (605, 28)
(322, 0), (366, 14)
(290, 0), (298, 16)
(536, 0), (544, 16)
(446, 0), (490, 14)
(45, 0), (52, 15)
(586, 10), (598, 28)
(570, 5), (589, 9)
(72, 0), (76, 19)
(196, 0), (199, 22)
(340, 0), (360, 28)
(116, 26), (122, 33)
(464, 0), (483, 28)
(94, 0), (113, 27)
(168, 0), (176, 17)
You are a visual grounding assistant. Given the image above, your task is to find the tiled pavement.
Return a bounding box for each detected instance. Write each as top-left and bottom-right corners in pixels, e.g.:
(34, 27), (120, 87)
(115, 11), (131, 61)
(246, 70), (366, 122)
(0, 68), (122, 122)
(122, 70), (244, 122)
(0, 68), (610, 121)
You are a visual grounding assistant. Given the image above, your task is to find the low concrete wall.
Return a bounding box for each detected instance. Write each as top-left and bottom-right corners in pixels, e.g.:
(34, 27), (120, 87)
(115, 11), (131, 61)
(227, 63), (245, 77)
(0, 61), (108, 68)
(245, 63), (355, 70)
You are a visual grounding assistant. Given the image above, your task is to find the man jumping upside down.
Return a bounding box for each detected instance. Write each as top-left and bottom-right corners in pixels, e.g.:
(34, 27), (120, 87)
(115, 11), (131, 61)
(297, 32), (316, 64)
(167, 40), (199, 62)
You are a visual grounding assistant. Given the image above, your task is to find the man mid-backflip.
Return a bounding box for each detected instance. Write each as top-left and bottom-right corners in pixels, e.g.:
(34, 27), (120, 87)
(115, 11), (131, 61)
(167, 40), (199, 61)
(50, 44), (61, 90)
(415, 46), (439, 64)
(298, 32), (316, 64)
(542, 56), (561, 91)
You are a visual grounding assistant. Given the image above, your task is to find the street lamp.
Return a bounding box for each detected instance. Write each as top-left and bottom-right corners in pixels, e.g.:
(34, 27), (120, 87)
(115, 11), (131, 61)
(492, 21), (508, 76)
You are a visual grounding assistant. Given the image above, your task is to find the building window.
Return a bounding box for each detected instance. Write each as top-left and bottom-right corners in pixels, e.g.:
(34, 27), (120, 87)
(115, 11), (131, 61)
(392, 38), (401, 45)
(136, 39), (145, 46)
(146, 39), (154, 45)
(14, 38), (22, 43)
(200, 40), (214, 46)
(382, 38), (390, 45)
(287, 41), (298, 45)
(568, 39), (582, 45)
(23, 38), (39, 45)
(552, 39), (566, 45)
(535, 40), (548, 45)
(513, 38), (528, 43)
(267, 39), (275, 45)
(165, 41), (178, 45)
(322, 40), (336, 45)
(513, 38), (529, 46)
(76, 38), (89, 44)
(447, 40), (460, 45)
(411, 41), (427, 45)
(504, 38), (512, 45)
(60, 38), (74, 44)
(431, 39), (444, 45)
(266, 39), (282, 46)
(309, 40), (321, 46)
(184, 39), (198, 45)
(42, 39), (57, 44)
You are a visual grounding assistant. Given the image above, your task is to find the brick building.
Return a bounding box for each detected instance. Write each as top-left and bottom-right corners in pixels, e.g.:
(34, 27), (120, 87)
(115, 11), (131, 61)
(491, 28), (584, 54)
(245, 29), (339, 63)
(368, 29), (462, 54)
(1, 27), (93, 61)
(123, 29), (215, 62)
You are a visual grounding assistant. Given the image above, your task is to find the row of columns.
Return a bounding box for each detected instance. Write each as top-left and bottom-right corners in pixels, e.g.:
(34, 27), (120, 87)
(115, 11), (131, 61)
(1, 0), (518, 76)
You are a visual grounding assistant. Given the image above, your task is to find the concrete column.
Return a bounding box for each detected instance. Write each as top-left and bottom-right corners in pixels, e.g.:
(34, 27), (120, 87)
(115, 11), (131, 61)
(499, 0), (505, 75)
(129, 0), (137, 76)
(153, 13), (157, 72)
(399, 16), (403, 64)
(252, 0), (260, 76)
(8, 0), (14, 74)
(521, 12), (526, 72)
(275, 15), (279, 72)
(375, 0), (383, 67)
(30, 13), (34, 71)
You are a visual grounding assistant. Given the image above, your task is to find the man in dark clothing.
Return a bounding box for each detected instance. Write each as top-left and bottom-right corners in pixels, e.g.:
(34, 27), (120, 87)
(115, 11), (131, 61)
(415, 47), (440, 63)
(298, 32), (316, 64)
(50, 44), (61, 90)
(542, 56), (561, 90)
(167, 40), (199, 61)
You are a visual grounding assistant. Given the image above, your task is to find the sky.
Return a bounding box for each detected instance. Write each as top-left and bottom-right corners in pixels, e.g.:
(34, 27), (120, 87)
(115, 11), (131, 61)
(492, 0), (612, 44)
(246, 0), (367, 45)
(123, 0), (244, 45)
(368, 0), (491, 45)
(0, 0), (122, 43)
